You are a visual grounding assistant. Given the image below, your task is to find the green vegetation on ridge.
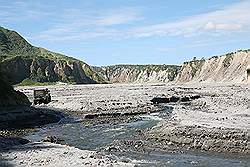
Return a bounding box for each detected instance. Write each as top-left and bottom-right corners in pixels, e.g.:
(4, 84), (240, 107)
(0, 26), (78, 62)
(0, 26), (106, 85)
(17, 79), (56, 86)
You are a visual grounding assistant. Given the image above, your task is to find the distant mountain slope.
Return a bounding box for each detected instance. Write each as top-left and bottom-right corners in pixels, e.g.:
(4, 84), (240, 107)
(176, 50), (250, 83)
(0, 26), (105, 85)
(93, 64), (181, 83)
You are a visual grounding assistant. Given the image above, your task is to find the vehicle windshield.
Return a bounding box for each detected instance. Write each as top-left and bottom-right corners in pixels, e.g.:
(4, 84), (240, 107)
(34, 90), (47, 97)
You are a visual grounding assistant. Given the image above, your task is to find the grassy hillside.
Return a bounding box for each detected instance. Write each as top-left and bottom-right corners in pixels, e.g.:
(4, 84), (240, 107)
(0, 26), (106, 85)
(0, 26), (79, 62)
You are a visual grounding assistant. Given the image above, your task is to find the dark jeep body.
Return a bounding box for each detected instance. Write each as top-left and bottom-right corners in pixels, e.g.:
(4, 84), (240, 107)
(33, 89), (51, 105)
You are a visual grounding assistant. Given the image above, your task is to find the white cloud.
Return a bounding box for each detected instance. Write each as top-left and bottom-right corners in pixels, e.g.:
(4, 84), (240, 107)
(31, 0), (250, 41)
(31, 7), (142, 41)
(59, 8), (142, 27)
(129, 0), (250, 38)
(0, 1), (53, 23)
(95, 9), (142, 26)
(96, 13), (137, 26)
(204, 22), (242, 31)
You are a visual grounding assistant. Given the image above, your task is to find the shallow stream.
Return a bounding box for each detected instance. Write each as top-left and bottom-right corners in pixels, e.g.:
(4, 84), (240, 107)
(25, 109), (250, 167)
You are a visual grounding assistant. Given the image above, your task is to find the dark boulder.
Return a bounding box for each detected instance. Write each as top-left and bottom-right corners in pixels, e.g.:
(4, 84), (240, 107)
(190, 95), (201, 100)
(180, 96), (191, 102)
(169, 96), (180, 102)
(0, 67), (31, 107)
(150, 97), (170, 104)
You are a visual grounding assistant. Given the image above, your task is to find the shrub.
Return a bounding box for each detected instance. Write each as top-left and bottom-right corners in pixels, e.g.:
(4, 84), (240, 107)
(17, 78), (56, 86)
(223, 55), (233, 68)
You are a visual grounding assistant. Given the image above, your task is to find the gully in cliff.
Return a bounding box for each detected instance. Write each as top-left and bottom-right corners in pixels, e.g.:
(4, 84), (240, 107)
(247, 66), (250, 83)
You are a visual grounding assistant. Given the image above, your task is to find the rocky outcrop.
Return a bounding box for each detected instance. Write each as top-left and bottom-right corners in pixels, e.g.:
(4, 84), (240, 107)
(93, 65), (180, 83)
(176, 50), (250, 83)
(0, 68), (31, 107)
(0, 26), (105, 85)
(1, 56), (104, 85)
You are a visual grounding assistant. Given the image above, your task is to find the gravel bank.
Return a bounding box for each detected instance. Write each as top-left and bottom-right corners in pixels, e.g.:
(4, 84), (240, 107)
(0, 142), (134, 167)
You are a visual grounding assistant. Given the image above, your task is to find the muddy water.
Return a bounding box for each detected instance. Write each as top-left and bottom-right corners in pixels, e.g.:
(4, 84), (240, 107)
(25, 111), (250, 167)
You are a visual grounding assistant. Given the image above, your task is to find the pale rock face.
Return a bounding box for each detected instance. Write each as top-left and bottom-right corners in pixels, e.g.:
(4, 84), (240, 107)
(176, 50), (250, 84)
(93, 65), (180, 83)
(93, 50), (250, 84)
(112, 68), (175, 83)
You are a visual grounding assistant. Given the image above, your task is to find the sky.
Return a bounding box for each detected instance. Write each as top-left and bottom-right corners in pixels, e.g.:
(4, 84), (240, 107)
(1, 0), (250, 66)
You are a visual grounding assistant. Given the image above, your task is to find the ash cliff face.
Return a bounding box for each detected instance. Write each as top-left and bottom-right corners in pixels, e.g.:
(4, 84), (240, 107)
(176, 50), (250, 83)
(0, 27), (105, 85)
(93, 50), (250, 84)
(93, 65), (181, 83)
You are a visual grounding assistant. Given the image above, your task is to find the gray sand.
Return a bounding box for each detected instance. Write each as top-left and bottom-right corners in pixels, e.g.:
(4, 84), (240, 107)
(8, 83), (249, 166)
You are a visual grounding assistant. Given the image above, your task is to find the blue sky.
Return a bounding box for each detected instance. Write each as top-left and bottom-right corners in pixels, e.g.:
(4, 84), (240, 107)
(1, 0), (250, 66)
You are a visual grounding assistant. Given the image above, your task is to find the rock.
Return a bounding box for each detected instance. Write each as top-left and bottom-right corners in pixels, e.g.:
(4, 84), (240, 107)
(169, 96), (180, 102)
(0, 70), (31, 107)
(42, 136), (63, 144)
(190, 95), (201, 100)
(105, 146), (118, 152)
(150, 97), (170, 104)
(180, 96), (190, 102)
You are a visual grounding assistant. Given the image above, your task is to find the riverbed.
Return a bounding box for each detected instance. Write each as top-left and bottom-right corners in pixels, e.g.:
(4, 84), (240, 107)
(15, 83), (250, 166)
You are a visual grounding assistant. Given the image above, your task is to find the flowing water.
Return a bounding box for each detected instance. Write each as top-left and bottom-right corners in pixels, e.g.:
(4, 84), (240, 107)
(25, 110), (250, 167)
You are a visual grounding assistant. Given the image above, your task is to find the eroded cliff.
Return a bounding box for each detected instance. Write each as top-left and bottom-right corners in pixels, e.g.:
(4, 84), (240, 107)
(94, 50), (250, 84)
(93, 65), (181, 83)
(176, 50), (250, 83)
